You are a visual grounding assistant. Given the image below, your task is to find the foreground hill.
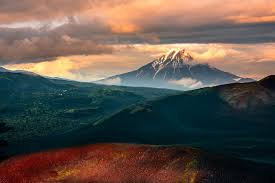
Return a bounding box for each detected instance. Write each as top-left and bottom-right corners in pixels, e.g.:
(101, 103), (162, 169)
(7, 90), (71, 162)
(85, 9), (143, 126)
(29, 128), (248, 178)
(1, 143), (275, 183)
(0, 72), (179, 144)
(13, 76), (275, 164)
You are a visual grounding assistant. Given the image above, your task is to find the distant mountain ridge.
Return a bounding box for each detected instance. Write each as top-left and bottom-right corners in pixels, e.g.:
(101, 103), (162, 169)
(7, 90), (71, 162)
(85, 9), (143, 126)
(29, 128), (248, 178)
(0, 66), (38, 76)
(99, 49), (254, 90)
(0, 67), (9, 72)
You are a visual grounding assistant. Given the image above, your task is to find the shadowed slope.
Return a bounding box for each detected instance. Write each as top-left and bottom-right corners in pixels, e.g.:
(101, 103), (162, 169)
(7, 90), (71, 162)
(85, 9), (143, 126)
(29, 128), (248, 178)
(12, 76), (274, 164)
(259, 75), (275, 91)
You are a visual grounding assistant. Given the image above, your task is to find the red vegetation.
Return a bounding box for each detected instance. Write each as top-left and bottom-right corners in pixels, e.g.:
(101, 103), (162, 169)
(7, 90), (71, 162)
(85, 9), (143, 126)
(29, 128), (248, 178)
(0, 143), (274, 183)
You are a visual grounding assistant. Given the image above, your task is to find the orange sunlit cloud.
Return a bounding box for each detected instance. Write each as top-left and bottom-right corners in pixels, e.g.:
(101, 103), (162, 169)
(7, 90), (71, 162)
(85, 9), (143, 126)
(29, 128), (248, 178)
(5, 43), (275, 81)
(227, 15), (275, 24)
(109, 23), (140, 34)
(87, 0), (275, 33)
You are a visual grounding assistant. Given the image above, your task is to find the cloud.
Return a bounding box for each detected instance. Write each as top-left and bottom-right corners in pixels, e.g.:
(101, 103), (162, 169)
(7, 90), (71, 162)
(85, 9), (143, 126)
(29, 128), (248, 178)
(0, 35), (113, 65)
(190, 47), (228, 61)
(0, 0), (275, 49)
(6, 57), (77, 79)
(169, 78), (204, 89)
(1, 1), (275, 79)
(0, 0), (129, 24)
(90, 0), (275, 43)
(2, 0), (275, 27)
(5, 52), (146, 81)
(5, 56), (108, 81)
(5, 43), (275, 81)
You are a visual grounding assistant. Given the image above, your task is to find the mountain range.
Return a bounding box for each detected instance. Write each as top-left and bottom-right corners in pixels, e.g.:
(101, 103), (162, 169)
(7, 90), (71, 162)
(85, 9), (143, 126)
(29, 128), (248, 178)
(4, 75), (275, 165)
(0, 66), (38, 76)
(100, 49), (254, 90)
(0, 66), (275, 182)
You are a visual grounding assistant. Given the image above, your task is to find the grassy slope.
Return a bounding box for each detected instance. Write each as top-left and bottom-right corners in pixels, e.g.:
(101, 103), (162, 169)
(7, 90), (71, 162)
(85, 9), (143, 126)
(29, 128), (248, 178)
(0, 72), (179, 144)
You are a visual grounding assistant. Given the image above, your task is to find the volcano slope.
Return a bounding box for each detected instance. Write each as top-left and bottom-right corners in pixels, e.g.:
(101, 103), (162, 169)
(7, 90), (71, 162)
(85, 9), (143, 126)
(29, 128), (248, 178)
(1, 143), (275, 183)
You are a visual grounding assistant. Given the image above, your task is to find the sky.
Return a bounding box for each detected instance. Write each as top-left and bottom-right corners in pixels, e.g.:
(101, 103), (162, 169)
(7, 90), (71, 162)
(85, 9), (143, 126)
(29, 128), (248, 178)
(1, 0), (275, 81)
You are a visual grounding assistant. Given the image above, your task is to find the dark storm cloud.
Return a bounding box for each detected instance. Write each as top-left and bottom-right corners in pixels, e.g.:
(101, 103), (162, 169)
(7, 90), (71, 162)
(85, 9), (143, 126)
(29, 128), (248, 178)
(100, 21), (275, 44)
(1, 20), (275, 65)
(150, 22), (275, 44)
(0, 26), (113, 65)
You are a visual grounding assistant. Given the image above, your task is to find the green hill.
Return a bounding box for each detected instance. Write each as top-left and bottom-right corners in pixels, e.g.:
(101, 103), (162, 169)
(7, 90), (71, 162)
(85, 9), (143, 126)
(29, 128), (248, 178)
(0, 72), (179, 145)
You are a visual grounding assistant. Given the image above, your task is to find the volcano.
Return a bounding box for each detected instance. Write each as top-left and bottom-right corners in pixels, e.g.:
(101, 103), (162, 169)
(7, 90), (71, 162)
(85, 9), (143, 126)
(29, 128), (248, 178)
(99, 49), (254, 90)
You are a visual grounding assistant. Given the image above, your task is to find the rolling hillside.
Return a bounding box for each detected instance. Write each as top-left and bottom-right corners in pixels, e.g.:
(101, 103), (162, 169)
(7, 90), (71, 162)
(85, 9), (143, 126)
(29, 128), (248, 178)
(0, 72), (179, 145)
(12, 76), (275, 164)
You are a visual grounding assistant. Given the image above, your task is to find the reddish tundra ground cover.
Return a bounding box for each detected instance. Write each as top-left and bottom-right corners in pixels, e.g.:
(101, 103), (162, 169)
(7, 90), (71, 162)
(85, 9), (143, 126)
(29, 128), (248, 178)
(0, 143), (275, 183)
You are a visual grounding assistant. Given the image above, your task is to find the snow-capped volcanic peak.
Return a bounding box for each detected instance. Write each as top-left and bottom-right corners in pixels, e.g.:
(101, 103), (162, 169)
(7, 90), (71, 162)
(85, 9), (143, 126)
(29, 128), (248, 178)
(163, 49), (192, 61)
(99, 48), (254, 90)
(152, 48), (194, 74)
(164, 48), (192, 61)
(153, 49), (193, 66)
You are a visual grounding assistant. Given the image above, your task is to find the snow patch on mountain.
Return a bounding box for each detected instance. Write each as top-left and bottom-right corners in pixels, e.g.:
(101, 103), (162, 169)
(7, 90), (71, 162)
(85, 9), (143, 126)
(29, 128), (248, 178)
(233, 78), (242, 82)
(152, 49), (193, 68)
